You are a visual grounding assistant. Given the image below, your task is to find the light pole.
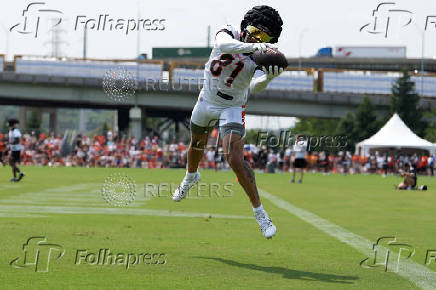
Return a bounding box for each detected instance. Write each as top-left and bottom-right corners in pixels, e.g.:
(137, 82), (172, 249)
(420, 30), (425, 97)
(413, 24), (425, 96)
(298, 28), (310, 69)
(83, 27), (87, 60)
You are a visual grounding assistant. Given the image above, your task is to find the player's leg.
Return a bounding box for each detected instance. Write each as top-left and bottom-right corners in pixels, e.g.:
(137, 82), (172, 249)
(300, 158), (306, 183)
(220, 106), (276, 238)
(299, 167), (304, 183)
(404, 175), (415, 188)
(12, 151), (24, 181)
(172, 127), (209, 202)
(187, 125), (210, 173)
(173, 100), (218, 202)
(9, 154), (18, 182)
(222, 131), (260, 205)
(397, 182), (407, 190)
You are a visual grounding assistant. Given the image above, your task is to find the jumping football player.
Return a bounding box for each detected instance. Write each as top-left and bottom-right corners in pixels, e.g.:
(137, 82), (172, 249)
(8, 119), (24, 182)
(173, 6), (284, 238)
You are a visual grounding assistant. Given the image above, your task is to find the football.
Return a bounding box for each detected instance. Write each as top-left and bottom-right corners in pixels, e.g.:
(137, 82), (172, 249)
(253, 48), (288, 70)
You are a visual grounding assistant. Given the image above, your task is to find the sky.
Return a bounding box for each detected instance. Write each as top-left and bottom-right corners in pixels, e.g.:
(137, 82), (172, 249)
(1, 0), (435, 59)
(0, 0), (435, 129)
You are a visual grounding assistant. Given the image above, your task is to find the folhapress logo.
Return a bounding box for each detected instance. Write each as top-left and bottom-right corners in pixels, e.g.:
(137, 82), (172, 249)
(10, 2), (166, 38)
(10, 236), (65, 272)
(360, 236), (415, 272)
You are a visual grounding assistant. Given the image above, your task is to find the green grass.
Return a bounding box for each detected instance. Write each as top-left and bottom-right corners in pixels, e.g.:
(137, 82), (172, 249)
(0, 166), (435, 289)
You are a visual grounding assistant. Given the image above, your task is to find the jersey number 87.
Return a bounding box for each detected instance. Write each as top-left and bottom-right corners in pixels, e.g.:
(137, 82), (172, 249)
(210, 54), (244, 87)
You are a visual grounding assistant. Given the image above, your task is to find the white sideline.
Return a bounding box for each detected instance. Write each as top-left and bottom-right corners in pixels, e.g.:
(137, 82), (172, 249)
(259, 189), (436, 290)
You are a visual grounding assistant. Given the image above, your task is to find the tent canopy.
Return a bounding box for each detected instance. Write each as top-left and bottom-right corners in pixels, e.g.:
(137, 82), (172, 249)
(355, 113), (436, 155)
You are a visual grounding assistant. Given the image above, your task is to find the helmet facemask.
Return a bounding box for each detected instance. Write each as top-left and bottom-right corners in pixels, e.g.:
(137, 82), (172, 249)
(243, 25), (273, 43)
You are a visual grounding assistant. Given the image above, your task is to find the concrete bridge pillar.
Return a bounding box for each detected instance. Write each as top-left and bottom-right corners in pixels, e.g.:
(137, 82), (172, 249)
(117, 108), (129, 136)
(48, 108), (57, 134)
(129, 106), (142, 140)
(18, 106), (27, 129)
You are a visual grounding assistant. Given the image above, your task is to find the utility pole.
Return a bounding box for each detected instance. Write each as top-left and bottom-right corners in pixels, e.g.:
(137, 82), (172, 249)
(79, 27), (88, 134)
(207, 25), (211, 48)
(83, 27), (87, 60)
(45, 18), (67, 58)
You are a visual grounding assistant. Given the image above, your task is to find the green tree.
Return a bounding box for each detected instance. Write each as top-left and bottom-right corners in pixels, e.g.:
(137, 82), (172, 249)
(354, 96), (379, 141)
(335, 97), (381, 152)
(245, 129), (260, 144)
(1, 117), (9, 133)
(292, 117), (337, 136)
(335, 112), (356, 152)
(102, 122), (109, 136)
(423, 109), (436, 142)
(391, 68), (426, 136)
(26, 110), (42, 134)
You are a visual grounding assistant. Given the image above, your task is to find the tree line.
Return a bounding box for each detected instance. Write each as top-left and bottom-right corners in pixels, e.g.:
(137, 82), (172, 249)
(288, 68), (432, 152)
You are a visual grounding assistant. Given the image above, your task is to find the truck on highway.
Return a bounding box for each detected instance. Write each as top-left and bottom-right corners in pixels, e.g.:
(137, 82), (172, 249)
(315, 46), (407, 58)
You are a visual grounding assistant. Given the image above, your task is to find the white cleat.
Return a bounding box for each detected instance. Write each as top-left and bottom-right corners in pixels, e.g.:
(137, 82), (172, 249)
(172, 172), (201, 202)
(255, 210), (276, 239)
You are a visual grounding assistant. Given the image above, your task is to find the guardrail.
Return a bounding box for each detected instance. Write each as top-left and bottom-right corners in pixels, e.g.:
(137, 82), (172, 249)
(13, 55), (164, 81)
(168, 60), (436, 97)
(169, 60), (317, 92)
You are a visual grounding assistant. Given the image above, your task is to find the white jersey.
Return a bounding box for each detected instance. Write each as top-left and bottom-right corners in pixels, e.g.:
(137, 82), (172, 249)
(9, 128), (23, 151)
(201, 25), (259, 107)
(293, 140), (307, 159)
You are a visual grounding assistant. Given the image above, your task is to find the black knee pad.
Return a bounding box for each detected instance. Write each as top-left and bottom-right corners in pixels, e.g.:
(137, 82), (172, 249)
(190, 121), (213, 135)
(219, 122), (245, 138)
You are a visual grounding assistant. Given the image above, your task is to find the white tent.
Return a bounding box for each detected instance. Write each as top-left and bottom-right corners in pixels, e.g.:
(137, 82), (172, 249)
(355, 113), (436, 155)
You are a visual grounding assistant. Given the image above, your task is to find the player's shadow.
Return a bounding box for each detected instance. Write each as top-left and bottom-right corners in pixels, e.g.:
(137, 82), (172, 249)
(195, 257), (358, 284)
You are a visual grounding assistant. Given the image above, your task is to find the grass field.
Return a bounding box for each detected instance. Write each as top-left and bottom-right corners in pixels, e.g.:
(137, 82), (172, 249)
(0, 166), (435, 289)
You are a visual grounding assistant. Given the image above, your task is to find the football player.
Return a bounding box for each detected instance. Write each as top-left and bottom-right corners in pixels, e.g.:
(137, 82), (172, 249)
(8, 119), (24, 182)
(173, 6), (284, 238)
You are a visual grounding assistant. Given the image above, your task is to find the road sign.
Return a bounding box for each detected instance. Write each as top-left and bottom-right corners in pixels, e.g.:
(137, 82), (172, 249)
(152, 47), (212, 58)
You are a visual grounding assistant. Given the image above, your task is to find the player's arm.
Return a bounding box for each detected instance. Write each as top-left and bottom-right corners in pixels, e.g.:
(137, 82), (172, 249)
(399, 170), (411, 177)
(249, 65), (283, 94)
(215, 30), (269, 54)
(405, 171), (414, 177)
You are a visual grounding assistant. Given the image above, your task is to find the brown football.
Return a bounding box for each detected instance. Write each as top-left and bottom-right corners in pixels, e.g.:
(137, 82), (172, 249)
(253, 48), (288, 70)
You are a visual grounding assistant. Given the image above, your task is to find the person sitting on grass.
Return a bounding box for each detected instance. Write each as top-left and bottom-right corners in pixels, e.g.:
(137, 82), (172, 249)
(396, 163), (417, 190)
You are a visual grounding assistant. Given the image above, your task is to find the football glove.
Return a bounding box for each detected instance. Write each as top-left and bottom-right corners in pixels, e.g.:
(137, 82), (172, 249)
(262, 65), (283, 80)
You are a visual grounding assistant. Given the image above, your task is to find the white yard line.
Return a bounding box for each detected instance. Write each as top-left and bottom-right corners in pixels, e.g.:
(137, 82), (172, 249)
(0, 212), (48, 218)
(0, 204), (251, 220)
(259, 189), (436, 290)
(0, 183), (247, 220)
(0, 183), (153, 206)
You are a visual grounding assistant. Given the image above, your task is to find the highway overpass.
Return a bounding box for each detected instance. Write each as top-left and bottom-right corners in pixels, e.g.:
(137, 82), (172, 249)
(1, 56), (436, 138)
